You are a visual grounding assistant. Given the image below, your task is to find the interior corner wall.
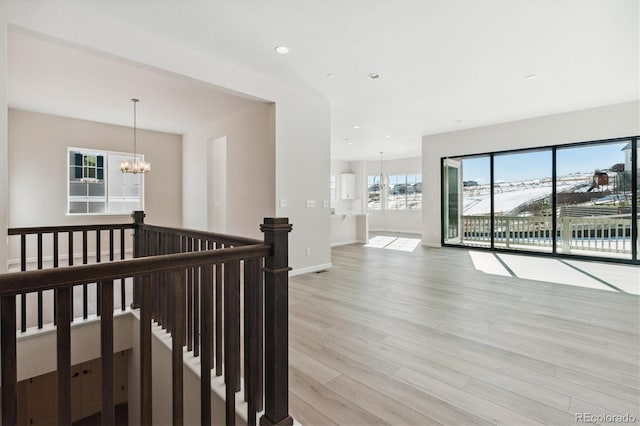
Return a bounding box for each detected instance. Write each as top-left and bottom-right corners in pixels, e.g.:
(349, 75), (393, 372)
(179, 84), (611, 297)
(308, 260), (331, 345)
(421, 101), (640, 247)
(0, 22), (8, 273)
(182, 103), (275, 240)
(8, 109), (182, 229)
(215, 103), (275, 239)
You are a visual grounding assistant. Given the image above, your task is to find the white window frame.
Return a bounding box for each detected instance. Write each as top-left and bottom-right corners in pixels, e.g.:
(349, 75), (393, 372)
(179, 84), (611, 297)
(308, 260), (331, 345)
(67, 147), (145, 216)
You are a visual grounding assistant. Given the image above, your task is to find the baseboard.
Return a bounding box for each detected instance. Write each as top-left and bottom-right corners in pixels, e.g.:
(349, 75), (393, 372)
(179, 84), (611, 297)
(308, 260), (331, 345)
(369, 228), (422, 234)
(330, 240), (359, 247)
(289, 263), (332, 276)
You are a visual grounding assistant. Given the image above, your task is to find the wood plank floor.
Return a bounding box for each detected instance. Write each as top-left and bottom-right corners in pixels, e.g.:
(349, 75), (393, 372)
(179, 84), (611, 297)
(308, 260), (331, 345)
(288, 239), (640, 425)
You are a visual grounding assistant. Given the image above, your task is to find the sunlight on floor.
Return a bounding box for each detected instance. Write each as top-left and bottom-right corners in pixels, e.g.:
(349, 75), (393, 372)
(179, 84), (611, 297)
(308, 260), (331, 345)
(468, 251), (640, 295)
(365, 236), (421, 252)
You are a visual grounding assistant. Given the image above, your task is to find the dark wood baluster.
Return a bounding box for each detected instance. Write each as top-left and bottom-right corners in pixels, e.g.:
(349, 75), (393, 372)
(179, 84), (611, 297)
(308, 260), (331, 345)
(208, 241), (215, 368)
(101, 279), (115, 426)
(68, 231), (74, 320)
(260, 218), (294, 426)
(37, 232), (43, 328)
(165, 234), (173, 335)
(96, 229), (101, 263)
(224, 260), (241, 426)
(172, 269), (185, 426)
(56, 287), (72, 425)
(82, 230), (88, 320)
(140, 275), (153, 425)
(244, 258), (264, 425)
(53, 232), (59, 325)
(193, 240), (201, 357)
(187, 238), (193, 352)
(1, 294), (18, 426)
(120, 228), (126, 310)
(201, 264), (213, 426)
(215, 252), (223, 377)
(20, 234), (26, 332)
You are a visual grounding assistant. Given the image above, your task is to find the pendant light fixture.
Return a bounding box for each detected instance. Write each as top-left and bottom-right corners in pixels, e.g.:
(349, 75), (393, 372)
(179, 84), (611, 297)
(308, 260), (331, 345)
(378, 151), (387, 191)
(120, 98), (150, 174)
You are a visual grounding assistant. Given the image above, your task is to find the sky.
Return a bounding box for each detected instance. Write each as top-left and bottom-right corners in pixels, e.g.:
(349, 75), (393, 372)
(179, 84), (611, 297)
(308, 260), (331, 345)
(461, 142), (629, 183)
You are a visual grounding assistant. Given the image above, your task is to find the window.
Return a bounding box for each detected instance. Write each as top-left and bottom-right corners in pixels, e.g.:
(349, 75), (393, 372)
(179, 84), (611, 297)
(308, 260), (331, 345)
(330, 175), (337, 207)
(68, 148), (144, 215)
(367, 175), (381, 210)
(368, 174), (422, 210)
(389, 174), (422, 210)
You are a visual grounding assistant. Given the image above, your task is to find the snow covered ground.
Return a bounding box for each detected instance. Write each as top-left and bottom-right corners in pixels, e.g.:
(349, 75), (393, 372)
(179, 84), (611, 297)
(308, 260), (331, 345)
(464, 174), (593, 215)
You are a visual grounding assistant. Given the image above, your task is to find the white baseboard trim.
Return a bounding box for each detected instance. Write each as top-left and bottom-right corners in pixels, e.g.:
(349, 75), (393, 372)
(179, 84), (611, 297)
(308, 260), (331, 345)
(369, 228), (422, 234)
(289, 263), (332, 277)
(330, 240), (360, 247)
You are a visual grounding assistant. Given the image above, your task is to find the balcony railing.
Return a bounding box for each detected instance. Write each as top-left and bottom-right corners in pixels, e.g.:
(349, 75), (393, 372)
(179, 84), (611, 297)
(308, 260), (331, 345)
(462, 214), (634, 254)
(0, 212), (293, 426)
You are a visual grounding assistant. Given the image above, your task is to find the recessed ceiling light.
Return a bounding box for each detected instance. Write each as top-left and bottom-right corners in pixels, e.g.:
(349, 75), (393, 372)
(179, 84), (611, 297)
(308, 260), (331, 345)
(353, 125), (361, 129)
(385, 135), (391, 139)
(274, 46), (289, 54)
(525, 74), (537, 79)
(368, 73), (380, 79)
(347, 142), (353, 145)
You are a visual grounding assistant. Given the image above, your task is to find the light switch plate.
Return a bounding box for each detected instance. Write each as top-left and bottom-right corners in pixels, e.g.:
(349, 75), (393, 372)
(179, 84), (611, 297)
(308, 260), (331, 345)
(306, 200), (316, 208)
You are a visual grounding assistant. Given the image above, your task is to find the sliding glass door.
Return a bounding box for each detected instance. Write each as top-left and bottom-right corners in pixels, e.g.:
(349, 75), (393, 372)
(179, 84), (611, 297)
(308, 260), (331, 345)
(441, 136), (639, 263)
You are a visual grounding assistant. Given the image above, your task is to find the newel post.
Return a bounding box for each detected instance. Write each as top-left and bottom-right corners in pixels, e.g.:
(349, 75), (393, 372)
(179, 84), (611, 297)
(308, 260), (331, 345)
(260, 218), (294, 426)
(131, 210), (146, 309)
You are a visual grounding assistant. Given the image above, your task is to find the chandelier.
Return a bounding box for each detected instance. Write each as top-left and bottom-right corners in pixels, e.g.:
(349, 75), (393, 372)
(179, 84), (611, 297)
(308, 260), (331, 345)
(120, 98), (150, 174)
(378, 151), (388, 190)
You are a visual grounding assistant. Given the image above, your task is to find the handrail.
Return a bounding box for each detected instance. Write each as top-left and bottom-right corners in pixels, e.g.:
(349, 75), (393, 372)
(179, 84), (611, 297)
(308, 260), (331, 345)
(0, 243), (270, 296)
(140, 224), (264, 247)
(8, 223), (135, 235)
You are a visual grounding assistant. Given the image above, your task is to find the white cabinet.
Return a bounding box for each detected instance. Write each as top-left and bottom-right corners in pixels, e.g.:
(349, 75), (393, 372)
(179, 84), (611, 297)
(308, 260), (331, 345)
(339, 173), (356, 199)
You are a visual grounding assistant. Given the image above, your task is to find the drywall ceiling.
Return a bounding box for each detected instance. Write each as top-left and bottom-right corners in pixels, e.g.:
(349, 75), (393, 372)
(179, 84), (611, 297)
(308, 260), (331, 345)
(8, 1), (640, 160)
(8, 30), (263, 135)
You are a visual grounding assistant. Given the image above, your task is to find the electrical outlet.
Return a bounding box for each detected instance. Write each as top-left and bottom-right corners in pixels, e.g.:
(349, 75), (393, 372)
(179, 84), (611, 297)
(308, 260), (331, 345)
(279, 199), (287, 208)
(306, 200), (316, 208)
(306, 247), (311, 256)
(323, 200), (329, 208)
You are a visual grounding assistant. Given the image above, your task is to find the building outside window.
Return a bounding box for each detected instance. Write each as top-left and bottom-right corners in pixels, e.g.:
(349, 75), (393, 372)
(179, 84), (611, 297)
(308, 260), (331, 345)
(68, 148), (144, 215)
(369, 174), (422, 210)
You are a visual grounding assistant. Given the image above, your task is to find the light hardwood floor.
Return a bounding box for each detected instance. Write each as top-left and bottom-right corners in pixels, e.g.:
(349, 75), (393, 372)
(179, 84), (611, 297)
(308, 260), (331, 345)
(287, 239), (640, 425)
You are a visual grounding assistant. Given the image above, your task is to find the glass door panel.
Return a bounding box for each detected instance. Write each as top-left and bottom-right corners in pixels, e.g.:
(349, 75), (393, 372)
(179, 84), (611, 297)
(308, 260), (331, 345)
(556, 141), (632, 259)
(493, 150), (552, 252)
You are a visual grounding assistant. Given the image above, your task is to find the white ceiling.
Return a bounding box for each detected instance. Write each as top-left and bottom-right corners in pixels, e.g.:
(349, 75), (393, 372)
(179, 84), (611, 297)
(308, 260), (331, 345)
(8, 0), (640, 161)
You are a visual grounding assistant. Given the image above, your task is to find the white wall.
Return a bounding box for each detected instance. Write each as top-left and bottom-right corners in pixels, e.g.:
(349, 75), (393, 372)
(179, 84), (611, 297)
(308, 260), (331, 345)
(422, 101), (640, 246)
(15, 313), (133, 382)
(0, 2), (331, 273)
(8, 109), (182, 229)
(183, 103), (275, 240)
